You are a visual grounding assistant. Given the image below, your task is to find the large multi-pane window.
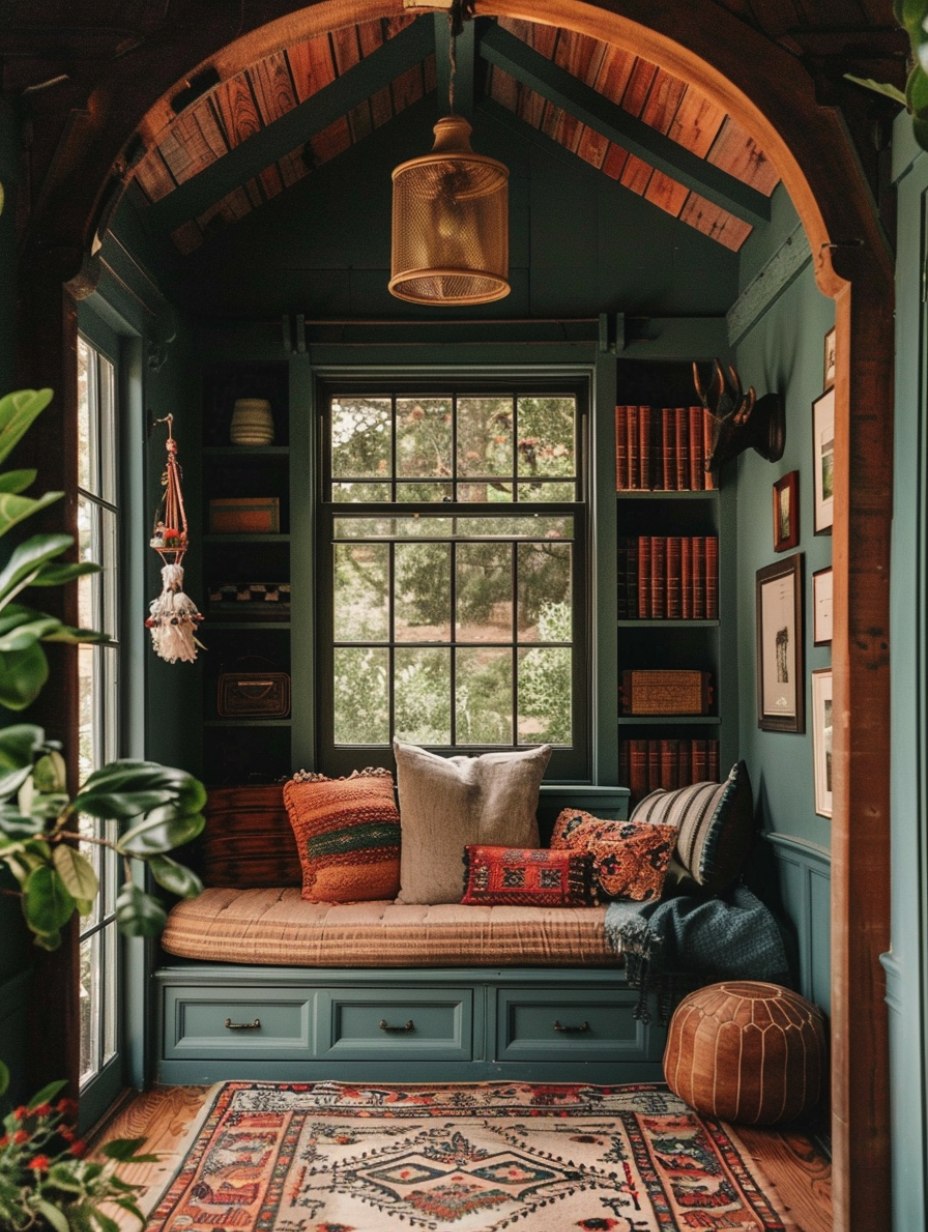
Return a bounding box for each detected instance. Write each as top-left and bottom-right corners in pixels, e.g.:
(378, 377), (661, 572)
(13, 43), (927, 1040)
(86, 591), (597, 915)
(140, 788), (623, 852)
(319, 381), (588, 777)
(76, 334), (120, 1093)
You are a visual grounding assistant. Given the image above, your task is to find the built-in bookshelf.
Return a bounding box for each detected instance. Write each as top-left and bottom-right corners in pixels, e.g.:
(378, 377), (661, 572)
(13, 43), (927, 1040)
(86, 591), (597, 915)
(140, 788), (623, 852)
(615, 365), (731, 803)
(199, 361), (293, 786)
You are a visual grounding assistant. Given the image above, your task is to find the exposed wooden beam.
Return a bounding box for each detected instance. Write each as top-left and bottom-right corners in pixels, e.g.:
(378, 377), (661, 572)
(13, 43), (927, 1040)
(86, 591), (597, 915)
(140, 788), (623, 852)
(479, 22), (771, 227)
(479, 96), (739, 250)
(144, 16), (434, 234)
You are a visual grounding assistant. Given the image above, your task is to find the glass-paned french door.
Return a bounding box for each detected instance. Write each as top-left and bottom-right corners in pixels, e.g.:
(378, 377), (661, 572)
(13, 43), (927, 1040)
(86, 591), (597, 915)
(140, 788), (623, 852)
(76, 332), (121, 1105)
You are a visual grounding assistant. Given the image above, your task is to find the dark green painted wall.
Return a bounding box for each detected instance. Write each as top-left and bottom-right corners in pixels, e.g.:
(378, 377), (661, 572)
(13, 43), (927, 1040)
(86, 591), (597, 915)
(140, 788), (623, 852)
(732, 224), (833, 1013)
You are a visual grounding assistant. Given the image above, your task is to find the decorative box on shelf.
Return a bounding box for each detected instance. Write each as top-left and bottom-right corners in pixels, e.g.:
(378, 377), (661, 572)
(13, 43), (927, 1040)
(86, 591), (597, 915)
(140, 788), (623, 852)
(208, 496), (281, 534)
(207, 582), (291, 620)
(620, 669), (714, 715)
(217, 670), (291, 719)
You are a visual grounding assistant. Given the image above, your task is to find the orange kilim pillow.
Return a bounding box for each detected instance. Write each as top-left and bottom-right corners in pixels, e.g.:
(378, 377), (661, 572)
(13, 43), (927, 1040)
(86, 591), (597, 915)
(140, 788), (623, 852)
(461, 845), (593, 907)
(283, 768), (400, 903)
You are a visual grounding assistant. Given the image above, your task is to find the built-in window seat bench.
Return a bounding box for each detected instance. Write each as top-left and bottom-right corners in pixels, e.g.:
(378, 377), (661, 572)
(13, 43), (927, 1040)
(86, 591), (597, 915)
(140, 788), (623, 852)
(153, 783), (668, 1085)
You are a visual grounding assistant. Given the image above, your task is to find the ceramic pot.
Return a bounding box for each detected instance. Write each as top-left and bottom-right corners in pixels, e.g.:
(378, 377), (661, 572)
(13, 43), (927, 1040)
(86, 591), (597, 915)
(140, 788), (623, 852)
(230, 398), (274, 445)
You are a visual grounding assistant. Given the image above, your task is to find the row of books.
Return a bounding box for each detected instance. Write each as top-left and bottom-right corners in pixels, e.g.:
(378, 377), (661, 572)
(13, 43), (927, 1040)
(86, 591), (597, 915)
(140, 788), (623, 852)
(615, 404), (717, 491)
(620, 738), (721, 801)
(617, 535), (719, 620)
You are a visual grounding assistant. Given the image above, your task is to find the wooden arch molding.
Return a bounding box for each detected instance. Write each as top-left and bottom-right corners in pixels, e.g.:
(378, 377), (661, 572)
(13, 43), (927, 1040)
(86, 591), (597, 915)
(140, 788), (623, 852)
(19, 4), (893, 1229)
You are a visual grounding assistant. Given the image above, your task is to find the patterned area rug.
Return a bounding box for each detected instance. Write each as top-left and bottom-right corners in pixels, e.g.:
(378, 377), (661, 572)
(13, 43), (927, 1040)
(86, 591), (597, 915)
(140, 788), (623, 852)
(146, 1081), (801, 1231)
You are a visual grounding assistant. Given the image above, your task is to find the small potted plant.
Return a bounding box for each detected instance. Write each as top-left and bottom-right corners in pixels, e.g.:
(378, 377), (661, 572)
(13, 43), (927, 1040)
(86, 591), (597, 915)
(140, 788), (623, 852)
(0, 1067), (156, 1230)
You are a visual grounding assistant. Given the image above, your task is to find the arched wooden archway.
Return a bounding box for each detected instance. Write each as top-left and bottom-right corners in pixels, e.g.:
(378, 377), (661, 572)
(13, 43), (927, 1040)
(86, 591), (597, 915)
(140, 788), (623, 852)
(19, 4), (893, 1229)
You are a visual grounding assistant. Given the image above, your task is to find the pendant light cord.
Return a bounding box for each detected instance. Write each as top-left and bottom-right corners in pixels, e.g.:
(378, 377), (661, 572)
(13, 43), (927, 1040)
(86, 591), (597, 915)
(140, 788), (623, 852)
(448, 7), (457, 115)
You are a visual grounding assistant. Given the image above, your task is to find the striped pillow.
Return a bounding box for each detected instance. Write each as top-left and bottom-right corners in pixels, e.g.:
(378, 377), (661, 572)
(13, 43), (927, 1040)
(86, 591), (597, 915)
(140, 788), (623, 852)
(283, 768), (401, 903)
(629, 761), (754, 892)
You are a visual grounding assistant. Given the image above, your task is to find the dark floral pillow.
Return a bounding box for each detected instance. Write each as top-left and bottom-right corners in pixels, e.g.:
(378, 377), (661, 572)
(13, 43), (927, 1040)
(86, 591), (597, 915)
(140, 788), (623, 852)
(461, 845), (593, 907)
(551, 810), (676, 901)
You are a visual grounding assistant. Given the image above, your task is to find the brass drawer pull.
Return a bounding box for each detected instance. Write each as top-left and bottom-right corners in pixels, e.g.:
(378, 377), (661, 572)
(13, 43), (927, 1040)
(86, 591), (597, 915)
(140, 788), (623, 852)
(224, 1017), (261, 1031)
(553, 1019), (590, 1033)
(379, 1018), (415, 1033)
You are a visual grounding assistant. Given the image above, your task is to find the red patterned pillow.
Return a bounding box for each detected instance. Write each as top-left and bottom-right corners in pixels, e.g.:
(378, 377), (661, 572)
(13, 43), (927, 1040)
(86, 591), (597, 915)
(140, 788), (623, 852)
(551, 809), (675, 902)
(283, 768), (400, 903)
(461, 845), (593, 907)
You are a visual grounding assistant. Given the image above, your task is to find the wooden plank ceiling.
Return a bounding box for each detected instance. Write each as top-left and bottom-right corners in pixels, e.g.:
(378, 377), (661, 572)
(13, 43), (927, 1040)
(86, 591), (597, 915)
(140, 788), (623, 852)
(131, 13), (781, 255)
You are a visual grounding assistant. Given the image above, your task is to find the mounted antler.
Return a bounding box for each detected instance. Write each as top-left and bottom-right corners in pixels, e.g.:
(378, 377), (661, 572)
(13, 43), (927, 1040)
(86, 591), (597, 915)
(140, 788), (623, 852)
(693, 359), (785, 476)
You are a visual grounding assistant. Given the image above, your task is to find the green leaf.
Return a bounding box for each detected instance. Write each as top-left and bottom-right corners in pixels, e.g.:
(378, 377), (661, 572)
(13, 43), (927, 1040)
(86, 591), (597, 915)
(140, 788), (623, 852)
(35, 1199), (70, 1232)
(33, 749), (67, 793)
(52, 845), (100, 902)
(0, 723), (45, 796)
(88, 1210), (121, 1232)
(0, 489), (62, 541)
(28, 1077), (68, 1107)
(0, 810), (45, 836)
(0, 1057), (9, 1097)
(148, 853), (203, 898)
(75, 761), (207, 820)
(117, 809), (204, 857)
(113, 1197), (148, 1226)
(843, 72), (908, 106)
(0, 389), (54, 466)
(907, 62), (928, 114)
(114, 883), (167, 937)
(33, 926), (62, 950)
(100, 1136), (150, 1161)
(23, 864), (76, 933)
(0, 640), (49, 710)
(0, 532), (74, 605)
(0, 467), (37, 494)
(30, 560), (101, 587)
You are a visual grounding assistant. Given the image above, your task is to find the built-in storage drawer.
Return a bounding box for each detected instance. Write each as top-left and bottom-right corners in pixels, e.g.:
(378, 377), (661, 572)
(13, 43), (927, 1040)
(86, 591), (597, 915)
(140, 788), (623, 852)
(317, 987), (473, 1061)
(495, 986), (651, 1062)
(163, 986), (314, 1059)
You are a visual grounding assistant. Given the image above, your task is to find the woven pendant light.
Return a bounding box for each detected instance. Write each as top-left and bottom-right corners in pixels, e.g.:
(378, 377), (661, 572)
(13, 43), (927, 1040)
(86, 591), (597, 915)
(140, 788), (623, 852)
(388, 6), (509, 306)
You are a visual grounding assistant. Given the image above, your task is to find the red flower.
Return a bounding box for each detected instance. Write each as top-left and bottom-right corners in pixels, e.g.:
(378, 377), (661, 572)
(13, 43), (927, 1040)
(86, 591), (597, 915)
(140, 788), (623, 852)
(68, 1140), (87, 1157)
(56, 1098), (78, 1118)
(13, 1130), (29, 1145)
(27, 1155), (50, 1172)
(59, 1125), (76, 1142)
(11, 1106), (28, 1121)
(0, 1135), (8, 1147)
(32, 1103), (52, 1117)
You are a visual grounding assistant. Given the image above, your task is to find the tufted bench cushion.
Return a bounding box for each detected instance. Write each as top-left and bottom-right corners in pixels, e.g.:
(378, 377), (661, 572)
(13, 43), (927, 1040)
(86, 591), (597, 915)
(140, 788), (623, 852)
(161, 888), (622, 968)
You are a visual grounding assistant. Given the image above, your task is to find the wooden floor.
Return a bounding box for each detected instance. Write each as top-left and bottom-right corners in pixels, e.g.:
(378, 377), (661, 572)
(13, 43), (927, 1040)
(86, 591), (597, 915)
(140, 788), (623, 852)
(92, 1083), (832, 1230)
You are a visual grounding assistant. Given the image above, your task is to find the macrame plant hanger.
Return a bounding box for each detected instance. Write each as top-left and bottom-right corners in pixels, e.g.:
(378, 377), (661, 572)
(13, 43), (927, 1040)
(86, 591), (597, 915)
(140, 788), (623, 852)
(146, 414), (204, 663)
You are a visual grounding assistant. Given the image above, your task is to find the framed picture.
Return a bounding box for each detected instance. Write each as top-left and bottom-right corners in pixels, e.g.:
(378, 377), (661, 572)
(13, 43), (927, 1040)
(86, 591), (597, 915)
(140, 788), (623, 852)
(811, 668), (833, 818)
(813, 566), (833, 646)
(812, 388), (835, 534)
(772, 471), (799, 552)
(755, 553), (805, 732)
(823, 326), (836, 389)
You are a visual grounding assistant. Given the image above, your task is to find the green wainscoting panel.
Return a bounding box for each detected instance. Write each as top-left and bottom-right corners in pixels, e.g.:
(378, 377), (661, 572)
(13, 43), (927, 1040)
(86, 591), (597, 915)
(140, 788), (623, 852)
(763, 834), (831, 1015)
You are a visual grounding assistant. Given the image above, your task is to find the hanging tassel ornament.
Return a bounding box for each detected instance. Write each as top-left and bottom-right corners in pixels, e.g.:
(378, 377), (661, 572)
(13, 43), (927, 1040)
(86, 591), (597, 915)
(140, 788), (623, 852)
(146, 415), (204, 663)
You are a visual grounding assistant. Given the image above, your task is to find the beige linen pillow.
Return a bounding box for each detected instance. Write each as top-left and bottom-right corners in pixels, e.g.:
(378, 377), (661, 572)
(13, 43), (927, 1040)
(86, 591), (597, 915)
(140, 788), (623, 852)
(393, 739), (552, 904)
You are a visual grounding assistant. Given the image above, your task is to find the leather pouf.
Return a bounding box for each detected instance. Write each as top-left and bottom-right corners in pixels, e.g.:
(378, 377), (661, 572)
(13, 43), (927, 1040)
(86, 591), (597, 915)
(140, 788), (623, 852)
(663, 980), (826, 1125)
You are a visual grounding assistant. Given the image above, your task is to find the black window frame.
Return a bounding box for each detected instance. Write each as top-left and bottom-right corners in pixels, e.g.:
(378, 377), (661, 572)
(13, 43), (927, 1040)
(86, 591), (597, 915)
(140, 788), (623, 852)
(316, 373), (591, 780)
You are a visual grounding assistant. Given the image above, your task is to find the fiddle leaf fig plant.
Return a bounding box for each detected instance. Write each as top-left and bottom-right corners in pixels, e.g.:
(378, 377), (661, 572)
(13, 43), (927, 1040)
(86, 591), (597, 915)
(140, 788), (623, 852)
(846, 1), (928, 150)
(895, 0), (928, 148)
(0, 389), (205, 951)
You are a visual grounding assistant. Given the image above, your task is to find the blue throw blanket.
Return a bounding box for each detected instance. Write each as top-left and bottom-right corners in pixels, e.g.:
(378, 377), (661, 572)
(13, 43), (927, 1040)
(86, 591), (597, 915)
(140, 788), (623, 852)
(604, 885), (790, 1023)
